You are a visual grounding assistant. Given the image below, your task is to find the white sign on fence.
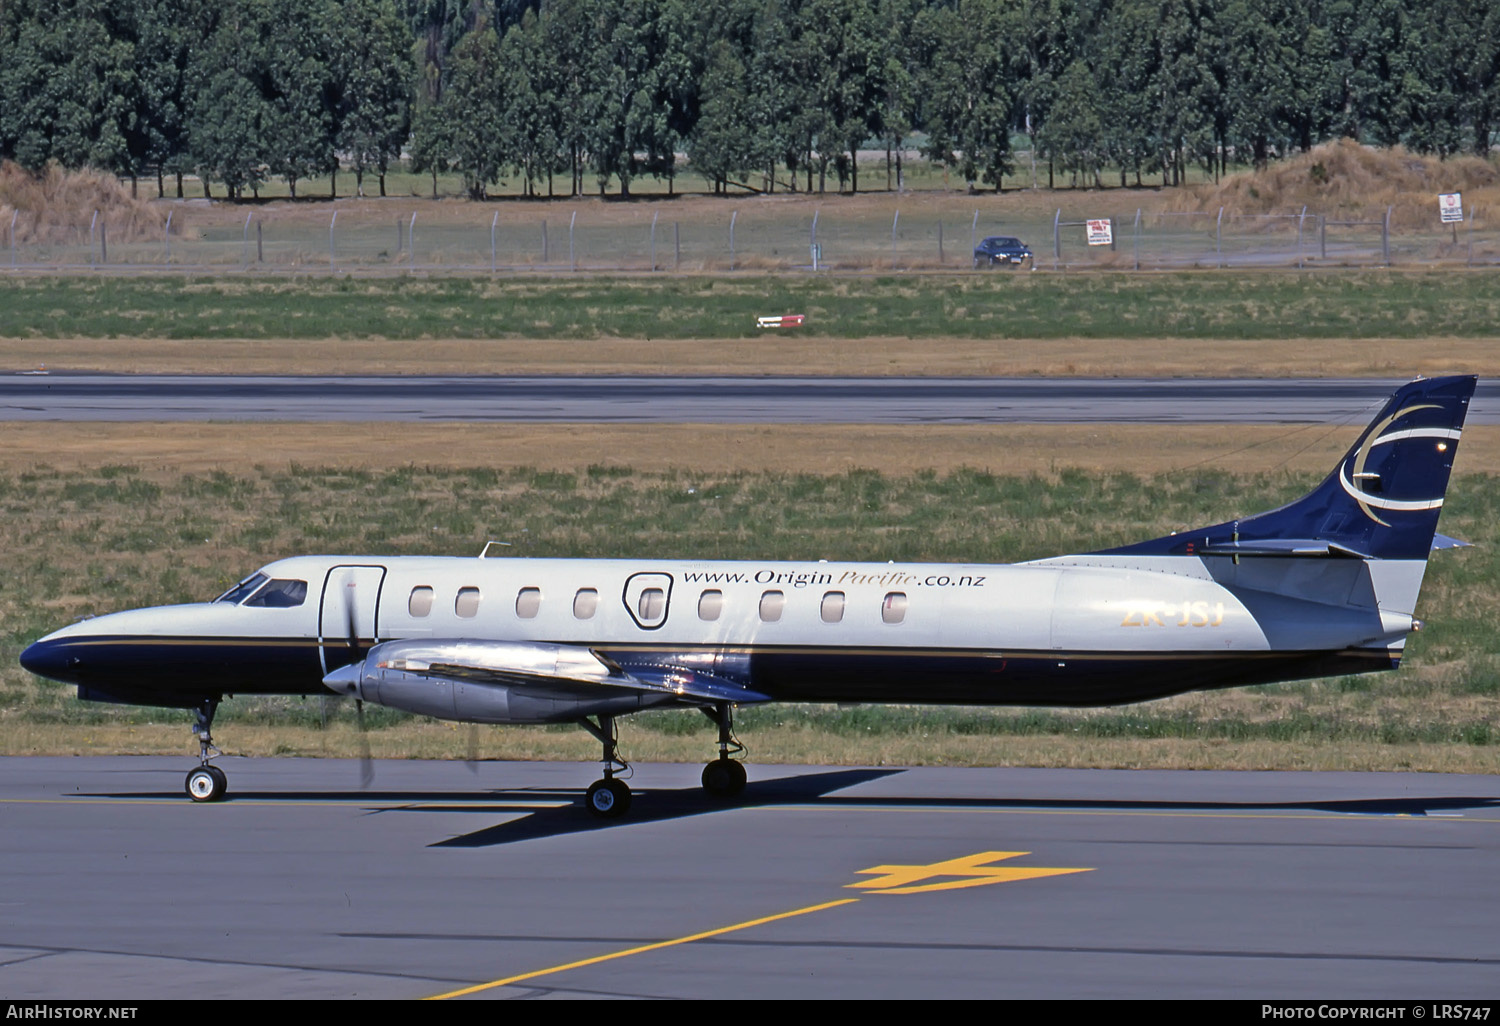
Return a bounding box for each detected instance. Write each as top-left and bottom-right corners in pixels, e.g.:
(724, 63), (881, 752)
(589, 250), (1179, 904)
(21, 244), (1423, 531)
(1439, 193), (1464, 224)
(1086, 219), (1113, 246)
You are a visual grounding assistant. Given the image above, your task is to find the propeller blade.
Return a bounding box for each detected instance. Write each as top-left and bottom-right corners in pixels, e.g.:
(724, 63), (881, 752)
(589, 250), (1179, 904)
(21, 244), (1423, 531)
(356, 698), (373, 789)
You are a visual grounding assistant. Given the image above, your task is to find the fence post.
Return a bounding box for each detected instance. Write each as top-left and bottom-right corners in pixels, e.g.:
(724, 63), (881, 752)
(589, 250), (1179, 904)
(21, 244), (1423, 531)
(1215, 206), (1224, 268)
(569, 210), (576, 272)
(100, 221), (106, 265)
(729, 210), (737, 270)
(329, 210), (337, 271)
(1133, 208), (1141, 271)
(891, 209), (899, 268)
(1320, 215), (1326, 260)
(164, 210), (173, 265)
(1053, 208), (1061, 270)
(408, 212), (416, 271)
(9, 210), (17, 268)
(491, 212), (498, 274)
(970, 209), (977, 253)
(257, 221), (263, 263)
(89, 210), (98, 268)
(1296, 205), (1307, 267)
(650, 211), (658, 271)
(1383, 205), (1391, 266)
(242, 212), (252, 268)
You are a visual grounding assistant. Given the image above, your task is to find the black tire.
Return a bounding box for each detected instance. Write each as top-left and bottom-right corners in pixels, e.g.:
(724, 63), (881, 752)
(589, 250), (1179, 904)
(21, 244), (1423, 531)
(585, 778), (631, 818)
(702, 758), (746, 798)
(186, 767), (225, 803)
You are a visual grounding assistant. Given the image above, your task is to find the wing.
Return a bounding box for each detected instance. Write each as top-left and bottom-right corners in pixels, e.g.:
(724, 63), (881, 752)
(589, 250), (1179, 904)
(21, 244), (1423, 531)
(323, 638), (769, 724)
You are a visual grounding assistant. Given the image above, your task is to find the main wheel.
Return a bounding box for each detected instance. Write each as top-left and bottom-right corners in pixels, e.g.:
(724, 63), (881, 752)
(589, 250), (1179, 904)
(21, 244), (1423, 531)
(585, 778), (631, 819)
(186, 766), (226, 803)
(702, 758), (747, 798)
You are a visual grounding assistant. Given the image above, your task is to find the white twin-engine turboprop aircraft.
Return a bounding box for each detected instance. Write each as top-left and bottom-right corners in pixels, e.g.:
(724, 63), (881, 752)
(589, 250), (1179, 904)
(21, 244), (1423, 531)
(21, 375), (1476, 818)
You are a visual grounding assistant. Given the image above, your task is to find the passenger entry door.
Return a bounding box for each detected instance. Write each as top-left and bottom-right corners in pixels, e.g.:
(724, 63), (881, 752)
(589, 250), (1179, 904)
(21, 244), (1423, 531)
(319, 564), (387, 674)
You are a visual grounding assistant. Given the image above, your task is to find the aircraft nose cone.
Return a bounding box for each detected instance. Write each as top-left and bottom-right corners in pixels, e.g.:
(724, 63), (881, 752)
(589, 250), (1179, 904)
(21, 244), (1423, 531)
(20, 638), (81, 683)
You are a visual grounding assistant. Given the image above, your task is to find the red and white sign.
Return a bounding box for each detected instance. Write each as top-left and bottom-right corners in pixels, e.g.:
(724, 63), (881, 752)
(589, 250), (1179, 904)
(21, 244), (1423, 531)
(1439, 193), (1464, 224)
(756, 314), (805, 329)
(1086, 219), (1113, 246)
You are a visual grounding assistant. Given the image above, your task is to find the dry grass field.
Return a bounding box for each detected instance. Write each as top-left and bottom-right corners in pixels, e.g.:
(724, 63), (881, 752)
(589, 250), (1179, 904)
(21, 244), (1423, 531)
(5, 334), (1499, 379)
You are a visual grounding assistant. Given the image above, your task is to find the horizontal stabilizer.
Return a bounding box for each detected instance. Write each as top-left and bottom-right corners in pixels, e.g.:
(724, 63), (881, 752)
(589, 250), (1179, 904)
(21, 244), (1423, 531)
(1195, 539), (1371, 559)
(1432, 533), (1472, 550)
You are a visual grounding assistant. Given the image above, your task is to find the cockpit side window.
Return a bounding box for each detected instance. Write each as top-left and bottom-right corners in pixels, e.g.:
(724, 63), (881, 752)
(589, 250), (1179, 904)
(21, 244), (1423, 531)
(215, 573), (268, 604)
(242, 579), (308, 608)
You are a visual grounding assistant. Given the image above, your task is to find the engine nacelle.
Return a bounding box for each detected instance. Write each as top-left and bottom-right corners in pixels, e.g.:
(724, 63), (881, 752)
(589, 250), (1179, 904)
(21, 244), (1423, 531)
(322, 638), (677, 724)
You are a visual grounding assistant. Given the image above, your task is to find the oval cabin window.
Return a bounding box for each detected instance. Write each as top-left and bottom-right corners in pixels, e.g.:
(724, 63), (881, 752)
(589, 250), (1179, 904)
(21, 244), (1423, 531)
(408, 586), (434, 618)
(882, 591), (907, 624)
(516, 587), (542, 619)
(573, 588), (598, 619)
(759, 590), (785, 622)
(455, 587), (481, 618)
(638, 588), (666, 621)
(820, 591), (845, 623)
(698, 589), (723, 621)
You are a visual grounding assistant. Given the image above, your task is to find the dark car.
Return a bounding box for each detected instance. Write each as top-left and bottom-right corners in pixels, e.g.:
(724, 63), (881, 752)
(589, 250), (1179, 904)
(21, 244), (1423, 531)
(973, 236), (1032, 268)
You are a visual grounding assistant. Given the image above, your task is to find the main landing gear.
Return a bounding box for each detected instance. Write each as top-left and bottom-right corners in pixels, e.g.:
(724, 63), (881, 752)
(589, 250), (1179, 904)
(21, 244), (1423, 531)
(579, 714), (632, 819)
(184, 697), (227, 802)
(578, 703), (749, 819)
(700, 702), (747, 799)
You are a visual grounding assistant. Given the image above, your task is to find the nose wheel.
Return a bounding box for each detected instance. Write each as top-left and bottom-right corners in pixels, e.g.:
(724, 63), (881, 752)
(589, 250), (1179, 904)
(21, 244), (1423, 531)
(184, 696), (228, 802)
(186, 764), (227, 802)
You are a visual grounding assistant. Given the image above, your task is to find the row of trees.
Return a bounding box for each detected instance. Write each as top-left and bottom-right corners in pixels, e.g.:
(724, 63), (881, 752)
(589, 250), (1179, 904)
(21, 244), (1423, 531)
(3, 0), (1499, 200)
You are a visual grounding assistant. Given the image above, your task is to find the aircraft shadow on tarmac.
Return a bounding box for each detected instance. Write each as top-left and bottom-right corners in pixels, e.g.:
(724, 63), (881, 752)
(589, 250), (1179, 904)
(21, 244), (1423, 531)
(86, 769), (1500, 848)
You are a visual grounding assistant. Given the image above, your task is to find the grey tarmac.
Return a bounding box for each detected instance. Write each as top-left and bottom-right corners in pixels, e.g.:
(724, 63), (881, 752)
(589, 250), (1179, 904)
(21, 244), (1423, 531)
(1, 757), (1496, 1000)
(2, 374), (1499, 424)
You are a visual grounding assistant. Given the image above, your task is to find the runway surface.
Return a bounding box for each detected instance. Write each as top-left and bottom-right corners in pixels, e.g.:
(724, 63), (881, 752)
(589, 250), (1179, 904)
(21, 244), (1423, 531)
(3, 374), (1497, 423)
(2, 757), (1496, 1000)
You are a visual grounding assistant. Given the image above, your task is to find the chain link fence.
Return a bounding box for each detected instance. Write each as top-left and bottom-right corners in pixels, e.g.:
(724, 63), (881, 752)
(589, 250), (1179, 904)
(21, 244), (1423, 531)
(6, 201), (1499, 274)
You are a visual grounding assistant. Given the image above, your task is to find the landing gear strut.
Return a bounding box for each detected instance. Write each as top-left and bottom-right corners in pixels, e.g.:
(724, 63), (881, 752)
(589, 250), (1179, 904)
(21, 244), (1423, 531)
(184, 697), (227, 803)
(579, 714), (631, 818)
(700, 702), (747, 798)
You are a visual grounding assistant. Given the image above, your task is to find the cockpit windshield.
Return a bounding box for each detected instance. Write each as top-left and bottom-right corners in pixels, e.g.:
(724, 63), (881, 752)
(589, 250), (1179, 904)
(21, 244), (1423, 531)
(212, 574), (309, 607)
(215, 573), (268, 604)
(243, 579), (308, 608)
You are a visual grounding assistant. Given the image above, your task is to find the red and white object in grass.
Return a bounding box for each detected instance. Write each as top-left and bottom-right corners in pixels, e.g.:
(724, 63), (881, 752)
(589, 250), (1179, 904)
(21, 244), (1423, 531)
(756, 313), (805, 329)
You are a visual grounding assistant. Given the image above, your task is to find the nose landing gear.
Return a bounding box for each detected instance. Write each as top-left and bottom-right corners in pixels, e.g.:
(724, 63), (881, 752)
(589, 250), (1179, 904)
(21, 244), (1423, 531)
(184, 697), (227, 802)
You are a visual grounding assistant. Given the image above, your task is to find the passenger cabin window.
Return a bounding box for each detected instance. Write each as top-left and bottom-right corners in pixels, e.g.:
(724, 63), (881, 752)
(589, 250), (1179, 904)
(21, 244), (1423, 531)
(698, 589), (723, 621)
(408, 586), (434, 618)
(759, 590), (785, 622)
(516, 587), (541, 619)
(573, 588), (598, 619)
(242, 579), (307, 608)
(638, 588), (666, 621)
(216, 573), (267, 604)
(820, 591), (845, 623)
(455, 587), (481, 618)
(882, 591), (908, 624)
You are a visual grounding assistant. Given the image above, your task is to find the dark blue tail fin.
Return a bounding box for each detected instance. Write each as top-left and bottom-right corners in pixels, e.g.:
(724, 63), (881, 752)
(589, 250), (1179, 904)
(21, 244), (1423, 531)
(1101, 375), (1476, 561)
